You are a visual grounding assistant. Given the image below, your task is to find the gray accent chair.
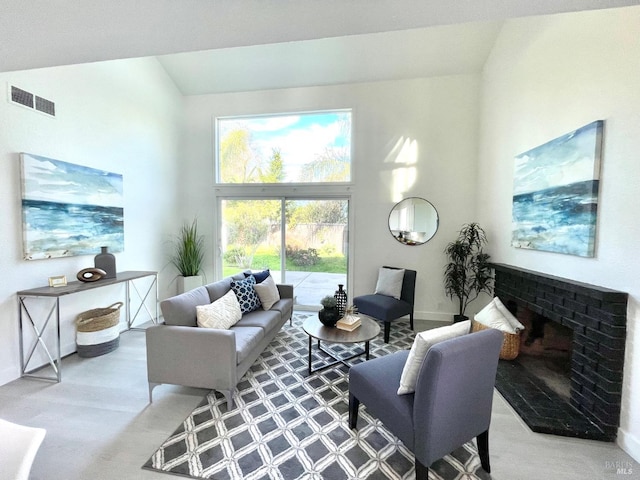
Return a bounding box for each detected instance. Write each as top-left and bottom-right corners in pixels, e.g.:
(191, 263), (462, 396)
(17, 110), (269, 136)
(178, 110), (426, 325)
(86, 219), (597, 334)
(353, 266), (416, 343)
(349, 328), (503, 479)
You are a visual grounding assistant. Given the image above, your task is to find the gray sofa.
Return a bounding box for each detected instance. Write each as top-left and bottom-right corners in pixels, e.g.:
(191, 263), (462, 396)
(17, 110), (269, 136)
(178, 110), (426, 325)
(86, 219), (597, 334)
(146, 272), (294, 408)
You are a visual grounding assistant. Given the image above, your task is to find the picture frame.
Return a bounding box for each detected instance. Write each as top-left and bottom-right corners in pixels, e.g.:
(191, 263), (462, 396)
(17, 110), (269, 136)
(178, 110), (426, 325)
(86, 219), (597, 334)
(48, 275), (67, 287)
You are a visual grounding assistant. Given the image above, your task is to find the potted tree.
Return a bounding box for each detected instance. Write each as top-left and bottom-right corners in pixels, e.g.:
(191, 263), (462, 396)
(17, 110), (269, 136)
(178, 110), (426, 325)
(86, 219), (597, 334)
(444, 222), (493, 322)
(171, 219), (205, 294)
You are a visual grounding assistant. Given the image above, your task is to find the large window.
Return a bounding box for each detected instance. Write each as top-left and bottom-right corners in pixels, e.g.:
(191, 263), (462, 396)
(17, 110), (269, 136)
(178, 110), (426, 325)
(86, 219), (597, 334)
(216, 110), (352, 184)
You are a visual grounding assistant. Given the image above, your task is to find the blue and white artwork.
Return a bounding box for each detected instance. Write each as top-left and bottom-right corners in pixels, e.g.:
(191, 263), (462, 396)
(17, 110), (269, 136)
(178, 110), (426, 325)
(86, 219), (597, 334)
(20, 153), (124, 260)
(512, 120), (603, 257)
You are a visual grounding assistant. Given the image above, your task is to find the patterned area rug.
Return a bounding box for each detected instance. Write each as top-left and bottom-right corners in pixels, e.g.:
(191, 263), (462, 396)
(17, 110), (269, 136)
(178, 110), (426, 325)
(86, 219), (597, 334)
(144, 313), (490, 480)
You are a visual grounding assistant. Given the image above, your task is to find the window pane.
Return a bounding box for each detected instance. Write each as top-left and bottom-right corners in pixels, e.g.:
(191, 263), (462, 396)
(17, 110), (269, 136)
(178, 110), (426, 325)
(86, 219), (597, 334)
(217, 110), (351, 184)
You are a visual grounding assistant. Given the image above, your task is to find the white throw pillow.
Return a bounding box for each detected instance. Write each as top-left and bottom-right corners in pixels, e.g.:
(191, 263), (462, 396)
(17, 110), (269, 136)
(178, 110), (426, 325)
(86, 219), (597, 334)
(196, 290), (242, 329)
(254, 274), (281, 310)
(397, 320), (471, 395)
(374, 267), (405, 299)
(475, 297), (524, 334)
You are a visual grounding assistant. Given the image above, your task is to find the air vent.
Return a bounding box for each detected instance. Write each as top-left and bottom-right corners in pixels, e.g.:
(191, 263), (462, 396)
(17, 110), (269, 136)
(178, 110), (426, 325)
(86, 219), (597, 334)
(11, 86), (34, 108)
(35, 96), (55, 116)
(9, 85), (56, 117)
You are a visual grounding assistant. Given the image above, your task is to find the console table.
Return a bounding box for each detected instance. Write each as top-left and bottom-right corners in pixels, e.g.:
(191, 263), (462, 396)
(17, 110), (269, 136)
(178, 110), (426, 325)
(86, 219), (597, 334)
(17, 270), (158, 382)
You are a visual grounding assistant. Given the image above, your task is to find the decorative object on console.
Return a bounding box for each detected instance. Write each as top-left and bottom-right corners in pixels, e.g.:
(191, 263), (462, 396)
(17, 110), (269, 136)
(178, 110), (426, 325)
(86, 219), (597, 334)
(48, 275), (67, 287)
(512, 120), (604, 257)
(94, 246), (116, 278)
(20, 153), (124, 260)
(76, 268), (107, 282)
(334, 284), (347, 317)
(444, 222), (493, 322)
(318, 295), (339, 327)
(171, 218), (205, 293)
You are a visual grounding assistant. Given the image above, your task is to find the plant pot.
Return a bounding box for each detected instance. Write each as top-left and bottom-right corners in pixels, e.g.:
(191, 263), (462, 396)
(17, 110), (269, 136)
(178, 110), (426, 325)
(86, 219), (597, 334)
(318, 307), (340, 327)
(453, 314), (469, 323)
(178, 275), (203, 294)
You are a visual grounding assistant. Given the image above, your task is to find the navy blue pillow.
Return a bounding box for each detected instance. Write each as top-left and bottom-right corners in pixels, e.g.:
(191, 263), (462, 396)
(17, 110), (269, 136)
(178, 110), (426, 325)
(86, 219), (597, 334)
(231, 275), (261, 313)
(245, 269), (270, 284)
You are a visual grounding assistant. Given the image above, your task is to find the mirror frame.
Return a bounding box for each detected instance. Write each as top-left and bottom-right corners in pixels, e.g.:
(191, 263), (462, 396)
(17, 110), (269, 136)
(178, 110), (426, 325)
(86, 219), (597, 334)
(388, 197), (439, 245)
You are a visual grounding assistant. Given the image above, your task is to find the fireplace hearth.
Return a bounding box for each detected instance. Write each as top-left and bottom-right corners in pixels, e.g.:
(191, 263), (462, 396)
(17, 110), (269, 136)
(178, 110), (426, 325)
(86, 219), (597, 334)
(492, 264), (627, 441)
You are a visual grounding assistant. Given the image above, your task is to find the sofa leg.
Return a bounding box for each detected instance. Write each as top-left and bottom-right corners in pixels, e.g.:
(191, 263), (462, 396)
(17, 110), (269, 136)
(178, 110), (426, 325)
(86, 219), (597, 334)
(348, 393), (360, 429)
(148, 382), (160, 403)
(384, 322), (390, 343)
(477, 430), (491, 473)
(220, 389), (234, 410)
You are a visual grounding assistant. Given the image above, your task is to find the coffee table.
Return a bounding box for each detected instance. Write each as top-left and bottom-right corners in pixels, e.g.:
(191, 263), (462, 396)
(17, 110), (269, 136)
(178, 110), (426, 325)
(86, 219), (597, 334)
(302, 315), (381, 374)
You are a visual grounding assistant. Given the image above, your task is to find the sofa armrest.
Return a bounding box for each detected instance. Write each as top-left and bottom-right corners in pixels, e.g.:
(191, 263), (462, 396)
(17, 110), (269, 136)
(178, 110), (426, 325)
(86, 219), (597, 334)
(146, 324), (237, 390)
(277, 284), (294, 299)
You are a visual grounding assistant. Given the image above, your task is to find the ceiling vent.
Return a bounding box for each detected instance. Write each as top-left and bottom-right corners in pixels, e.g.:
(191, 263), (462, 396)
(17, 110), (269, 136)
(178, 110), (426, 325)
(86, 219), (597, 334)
(9, 85), (56, 117)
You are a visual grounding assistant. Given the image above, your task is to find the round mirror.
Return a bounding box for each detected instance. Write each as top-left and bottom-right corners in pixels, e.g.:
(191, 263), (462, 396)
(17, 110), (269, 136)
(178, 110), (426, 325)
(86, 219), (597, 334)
(388, 197), (439, 245)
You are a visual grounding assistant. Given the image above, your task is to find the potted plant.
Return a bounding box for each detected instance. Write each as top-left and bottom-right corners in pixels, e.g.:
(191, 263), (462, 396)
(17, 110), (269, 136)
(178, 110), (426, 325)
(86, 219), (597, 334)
(318, 295), (340, 327)
(171, 219), (205, 294)
(444, 222), (493, 322)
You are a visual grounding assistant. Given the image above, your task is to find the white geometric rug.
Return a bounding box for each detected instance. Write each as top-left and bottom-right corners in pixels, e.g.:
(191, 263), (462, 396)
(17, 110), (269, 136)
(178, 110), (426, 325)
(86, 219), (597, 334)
(143, 313), (491, 479)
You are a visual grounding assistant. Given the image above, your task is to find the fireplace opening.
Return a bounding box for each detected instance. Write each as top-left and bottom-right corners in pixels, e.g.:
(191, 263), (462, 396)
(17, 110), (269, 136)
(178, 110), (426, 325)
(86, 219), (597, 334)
(517, 310), (573, 402)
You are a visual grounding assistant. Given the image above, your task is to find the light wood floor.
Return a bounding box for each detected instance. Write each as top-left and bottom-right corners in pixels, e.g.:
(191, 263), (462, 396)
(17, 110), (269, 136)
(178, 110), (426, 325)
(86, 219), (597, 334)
(0, 321), (637, 480)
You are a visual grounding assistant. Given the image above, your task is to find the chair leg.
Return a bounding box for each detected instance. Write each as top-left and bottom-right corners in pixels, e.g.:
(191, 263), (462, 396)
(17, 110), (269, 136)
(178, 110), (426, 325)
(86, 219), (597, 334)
(348, 393), (360, 429)
(384, 322), (391, 343)
(477, 429), (491, 473)
(410, 312), (414, 330)
(415, 458), (429, 480)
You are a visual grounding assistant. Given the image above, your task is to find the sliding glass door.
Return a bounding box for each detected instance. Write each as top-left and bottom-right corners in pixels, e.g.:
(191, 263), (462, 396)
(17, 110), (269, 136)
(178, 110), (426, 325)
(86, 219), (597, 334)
(220, 198), (348, 309)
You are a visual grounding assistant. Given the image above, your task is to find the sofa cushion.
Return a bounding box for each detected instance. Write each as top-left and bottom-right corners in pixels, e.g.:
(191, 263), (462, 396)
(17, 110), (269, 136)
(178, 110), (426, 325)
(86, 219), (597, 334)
(235, 309), (281, 336)
(397, 320), (471, 395)
(232, 326), (265, 364)
(196, 290), (242, 329)
(231, 276), (262, 313)
(254, 275), (280, 310)
(160, 286), (211, 327)
(205, 278), (232, 303)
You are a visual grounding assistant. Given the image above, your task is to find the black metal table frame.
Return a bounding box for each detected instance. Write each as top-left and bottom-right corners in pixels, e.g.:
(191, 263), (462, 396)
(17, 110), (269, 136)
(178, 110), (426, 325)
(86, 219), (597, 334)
(17, 271), (158, 382)
(307, 337), (371, 374)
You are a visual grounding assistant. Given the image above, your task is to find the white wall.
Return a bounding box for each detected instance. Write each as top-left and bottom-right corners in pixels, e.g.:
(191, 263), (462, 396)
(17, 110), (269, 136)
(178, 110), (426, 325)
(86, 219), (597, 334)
(182, 75), (482, 321)
(0, 58), (184, 384)
(477, 6), (640, 460)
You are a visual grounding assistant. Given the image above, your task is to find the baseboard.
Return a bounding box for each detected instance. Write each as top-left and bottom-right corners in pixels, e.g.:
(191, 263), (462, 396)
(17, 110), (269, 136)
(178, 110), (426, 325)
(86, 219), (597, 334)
(618, 427), (640, 463)
(415, 311), (455, 323)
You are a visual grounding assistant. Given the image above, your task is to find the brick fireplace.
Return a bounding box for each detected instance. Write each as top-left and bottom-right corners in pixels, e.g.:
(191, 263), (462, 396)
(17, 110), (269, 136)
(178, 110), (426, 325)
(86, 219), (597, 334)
(492, 263), (627, 441)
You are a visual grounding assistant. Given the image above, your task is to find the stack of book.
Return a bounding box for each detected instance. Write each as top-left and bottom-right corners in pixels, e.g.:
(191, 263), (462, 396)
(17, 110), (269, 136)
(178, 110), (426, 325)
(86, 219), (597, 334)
(337, 315), (361, 331)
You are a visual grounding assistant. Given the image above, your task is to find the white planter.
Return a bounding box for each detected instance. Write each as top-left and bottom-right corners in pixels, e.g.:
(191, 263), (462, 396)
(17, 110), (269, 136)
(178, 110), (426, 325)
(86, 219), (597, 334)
(177, 275), (203, 294)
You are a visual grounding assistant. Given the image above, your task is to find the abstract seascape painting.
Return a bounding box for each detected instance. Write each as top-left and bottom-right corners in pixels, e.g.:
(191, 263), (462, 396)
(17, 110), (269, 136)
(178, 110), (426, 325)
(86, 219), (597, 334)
(20, 153), (124, 260)
(512, 120), (603, 257)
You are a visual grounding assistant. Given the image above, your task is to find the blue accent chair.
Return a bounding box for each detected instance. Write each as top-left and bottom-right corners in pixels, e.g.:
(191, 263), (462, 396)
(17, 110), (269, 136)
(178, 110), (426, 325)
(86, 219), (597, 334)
(353, 266), (416, 343)
(348, 328), (503, 479)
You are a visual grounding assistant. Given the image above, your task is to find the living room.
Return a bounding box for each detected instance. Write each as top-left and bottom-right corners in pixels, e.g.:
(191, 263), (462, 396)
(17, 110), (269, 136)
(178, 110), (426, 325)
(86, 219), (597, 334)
(1, 2), (639, 478)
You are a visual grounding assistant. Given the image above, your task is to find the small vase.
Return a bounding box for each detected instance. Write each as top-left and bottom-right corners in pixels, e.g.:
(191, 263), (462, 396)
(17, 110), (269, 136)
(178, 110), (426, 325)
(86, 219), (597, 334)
(334, 284), (347, 317)
(319, 307), (340, 327)
(94, 246), (116, 279)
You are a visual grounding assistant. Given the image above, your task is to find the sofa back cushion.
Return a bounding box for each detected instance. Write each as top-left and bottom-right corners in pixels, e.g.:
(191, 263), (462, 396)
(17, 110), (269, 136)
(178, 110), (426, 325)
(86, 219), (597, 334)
(205, 278), (233, 303)
(160, 286), (211, 327)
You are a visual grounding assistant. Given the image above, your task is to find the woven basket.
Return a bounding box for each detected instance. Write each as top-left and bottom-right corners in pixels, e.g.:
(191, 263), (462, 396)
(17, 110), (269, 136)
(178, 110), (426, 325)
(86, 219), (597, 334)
(76, 302), (123, 332)
(472, 320), (521, 360)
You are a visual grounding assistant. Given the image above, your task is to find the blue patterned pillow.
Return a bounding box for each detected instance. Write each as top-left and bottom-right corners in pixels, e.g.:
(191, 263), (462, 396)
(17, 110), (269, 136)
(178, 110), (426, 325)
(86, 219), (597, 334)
(231, 275), (261, 313)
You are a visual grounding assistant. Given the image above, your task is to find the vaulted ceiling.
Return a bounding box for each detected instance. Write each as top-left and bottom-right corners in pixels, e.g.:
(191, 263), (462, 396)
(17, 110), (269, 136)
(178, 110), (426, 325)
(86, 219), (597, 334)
(2, 0), (638, 95)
